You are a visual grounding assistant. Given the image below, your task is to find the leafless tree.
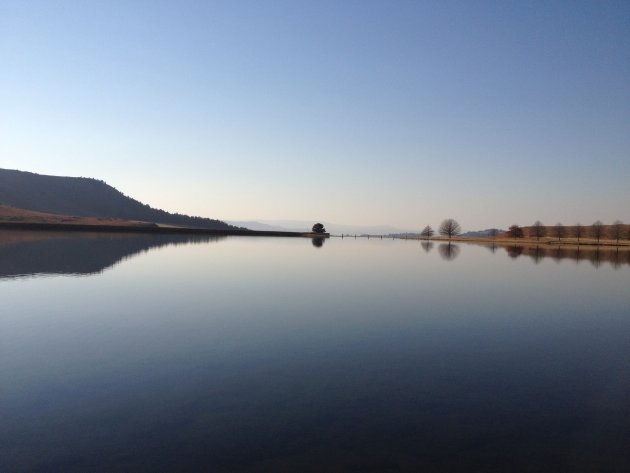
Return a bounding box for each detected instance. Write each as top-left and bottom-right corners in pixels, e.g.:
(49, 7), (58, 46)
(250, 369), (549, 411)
(552, 223), (566, 242)
(508, 224), (523, 238)
(610, 220), (625, 244)
(420, 225), (434, 239)
(591, 220), (604, 244)
(574, 223), (584, 244)
(439, 219), (461, 239)
(552, 246), (567, 263)
(488, 228), (499, 239)
(531, 221), (546, 241)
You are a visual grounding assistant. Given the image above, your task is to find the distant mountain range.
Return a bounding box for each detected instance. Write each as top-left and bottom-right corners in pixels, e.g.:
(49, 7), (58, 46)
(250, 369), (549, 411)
(0, 168), (235, 230)
(460, 228), (504, 238)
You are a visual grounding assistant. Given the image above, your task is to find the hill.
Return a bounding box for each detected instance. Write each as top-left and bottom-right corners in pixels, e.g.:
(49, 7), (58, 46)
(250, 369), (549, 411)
(461, 228), (504, 238)
(0, 169), (235, 230)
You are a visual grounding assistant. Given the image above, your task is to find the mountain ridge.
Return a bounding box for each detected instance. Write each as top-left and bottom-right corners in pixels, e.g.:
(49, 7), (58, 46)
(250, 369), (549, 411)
(0, 168), (236, 230)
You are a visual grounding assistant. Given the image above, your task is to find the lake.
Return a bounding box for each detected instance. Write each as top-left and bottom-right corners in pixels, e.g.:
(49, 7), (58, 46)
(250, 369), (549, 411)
(1, 231), (629, 472)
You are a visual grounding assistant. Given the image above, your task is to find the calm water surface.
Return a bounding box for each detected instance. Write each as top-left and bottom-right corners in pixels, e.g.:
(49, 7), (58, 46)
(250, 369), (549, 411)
(1, 232), (629, 472)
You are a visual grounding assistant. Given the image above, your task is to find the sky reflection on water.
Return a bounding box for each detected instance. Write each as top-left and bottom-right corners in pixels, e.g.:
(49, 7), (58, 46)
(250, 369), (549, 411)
(1, 233), (629, 472)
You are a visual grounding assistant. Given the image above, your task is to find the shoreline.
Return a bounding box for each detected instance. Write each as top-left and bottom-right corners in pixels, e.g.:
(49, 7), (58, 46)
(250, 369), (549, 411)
(393, 235), (630, 248)
(0, 221), (328, 238)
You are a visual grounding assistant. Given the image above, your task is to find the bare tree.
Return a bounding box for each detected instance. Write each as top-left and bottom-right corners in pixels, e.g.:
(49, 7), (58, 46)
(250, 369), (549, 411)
(610, 220), (625, 244)
(552, 223), (566, 242)
(574, 223), (584, 244)
(438, 219), (461, 239)
(591, 220), (604, 244)
(531, 221), (546, 241)
(488, 228), (499, 239)
(508, 224), (523, 238)
(420, 225), (434, 239)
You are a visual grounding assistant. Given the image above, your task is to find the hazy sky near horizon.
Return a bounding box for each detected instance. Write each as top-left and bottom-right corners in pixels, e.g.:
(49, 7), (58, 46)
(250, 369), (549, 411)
(2, 0), (629, 230)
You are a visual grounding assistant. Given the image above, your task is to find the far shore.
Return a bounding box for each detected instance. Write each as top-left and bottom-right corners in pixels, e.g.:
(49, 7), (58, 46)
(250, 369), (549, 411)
(413, 236), (630, 247)
(0, 221), (328, 239)
(334, 233), (630, 247)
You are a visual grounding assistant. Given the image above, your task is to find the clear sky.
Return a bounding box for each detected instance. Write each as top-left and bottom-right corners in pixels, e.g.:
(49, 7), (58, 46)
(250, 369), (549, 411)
(1, 0), (629, 230)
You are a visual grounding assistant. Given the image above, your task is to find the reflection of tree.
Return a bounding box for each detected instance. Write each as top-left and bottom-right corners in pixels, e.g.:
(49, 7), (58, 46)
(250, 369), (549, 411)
(507, 246), (524, 258)
(421, 241), (433, 253)
(612, 248), (621, 270)
(552, 246), (567, 263)
(486, 243), (497, 253)
(499, 244), (629, 267)
(311, 237), (325, 248)
(529, 246), (544, 264)
(590, 247), (602, 268)
(438, 243), (460, 261)
(574, 246), (582, 264)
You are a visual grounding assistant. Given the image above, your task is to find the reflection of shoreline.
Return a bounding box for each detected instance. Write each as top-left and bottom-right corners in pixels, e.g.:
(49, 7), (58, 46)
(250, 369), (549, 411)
(0, 231), (226, 280)
(494, 243), (630, 267)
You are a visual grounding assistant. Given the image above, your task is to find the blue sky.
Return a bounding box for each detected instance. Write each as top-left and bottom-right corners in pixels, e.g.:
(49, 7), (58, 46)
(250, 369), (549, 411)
(1, 1), (629, 230)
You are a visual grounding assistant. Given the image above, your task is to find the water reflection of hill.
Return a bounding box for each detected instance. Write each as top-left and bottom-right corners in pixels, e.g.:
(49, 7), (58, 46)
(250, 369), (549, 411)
(494, 243), (630, 268)
(0, 231), (225, 279)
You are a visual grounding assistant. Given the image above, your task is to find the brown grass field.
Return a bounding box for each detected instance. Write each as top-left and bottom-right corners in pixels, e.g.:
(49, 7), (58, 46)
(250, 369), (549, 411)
(0, 204), (157, 227)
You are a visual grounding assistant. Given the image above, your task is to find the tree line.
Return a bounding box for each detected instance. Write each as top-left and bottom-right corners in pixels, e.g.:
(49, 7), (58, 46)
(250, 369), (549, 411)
(417, 219), (628, 244)
(507, 220), (628, 244)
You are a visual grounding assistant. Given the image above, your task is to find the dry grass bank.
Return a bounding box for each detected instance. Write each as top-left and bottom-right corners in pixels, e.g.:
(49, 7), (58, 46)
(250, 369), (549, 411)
(0, 204), (156, 227)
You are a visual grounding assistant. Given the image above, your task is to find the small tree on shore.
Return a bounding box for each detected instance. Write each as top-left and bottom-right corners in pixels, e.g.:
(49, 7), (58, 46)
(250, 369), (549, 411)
(552, 223), (566, 242)
(508, 224), (524, 238)
(531, 221), (546, 241)
(591, 220), (604, 244)
(312, 223), (326, 234)
(610, 220), (625, 244)
(488, 228), (499, 239)
(439, 219), (461, 239)
(574, 223), (584, 244)
(420, 225), (434, 239)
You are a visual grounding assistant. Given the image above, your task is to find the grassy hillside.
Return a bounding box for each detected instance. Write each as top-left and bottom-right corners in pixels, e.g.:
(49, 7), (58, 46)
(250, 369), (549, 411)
(0, 169), (236, 230)
(0, 204), (158, 227)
